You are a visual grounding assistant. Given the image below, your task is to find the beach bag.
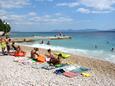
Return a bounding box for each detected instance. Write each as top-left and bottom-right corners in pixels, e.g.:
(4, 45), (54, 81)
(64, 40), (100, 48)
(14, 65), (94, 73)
(37, 54), (46, 63)
(63, 72), (78, 78)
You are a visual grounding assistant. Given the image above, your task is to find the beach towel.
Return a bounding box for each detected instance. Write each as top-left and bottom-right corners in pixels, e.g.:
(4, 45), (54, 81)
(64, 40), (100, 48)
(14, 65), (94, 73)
(71, 66), (90, 73)
(10, 52), (26, 57)
(37, 54), (46, 63)
(63, 65), (76, 72)
(81, 73), (91, 77)
(55, 64), (69, 68)
(42, 65), (55, 70)
(55, 52), (71, 59)
(63, 72), (78, 78)
(54, 69), (65, 75)
(13, 58), (33, 65)
(32, 62), (49, 69)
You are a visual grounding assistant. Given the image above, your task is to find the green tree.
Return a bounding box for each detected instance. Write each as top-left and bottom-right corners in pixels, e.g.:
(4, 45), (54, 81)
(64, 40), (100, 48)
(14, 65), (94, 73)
(0, 19), (11, 36)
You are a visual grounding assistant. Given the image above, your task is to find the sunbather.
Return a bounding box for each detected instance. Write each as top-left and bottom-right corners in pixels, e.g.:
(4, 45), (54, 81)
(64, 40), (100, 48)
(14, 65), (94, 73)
(10, 46), (26, 56)
(46, 49), (61, 65)
(30, 48), (39, 60)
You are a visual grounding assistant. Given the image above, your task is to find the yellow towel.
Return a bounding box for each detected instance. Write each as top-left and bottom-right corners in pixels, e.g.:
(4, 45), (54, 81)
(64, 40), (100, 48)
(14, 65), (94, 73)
(81, 73), (91, 77)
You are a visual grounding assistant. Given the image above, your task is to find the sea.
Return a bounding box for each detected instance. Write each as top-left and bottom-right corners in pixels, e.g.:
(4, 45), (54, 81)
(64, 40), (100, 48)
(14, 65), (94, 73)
(10, 32), (115, 63)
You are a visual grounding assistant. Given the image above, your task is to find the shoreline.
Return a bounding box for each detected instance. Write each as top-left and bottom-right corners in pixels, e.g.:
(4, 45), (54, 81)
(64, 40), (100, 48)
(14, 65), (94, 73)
(20, 45), (115, 78)
(17, 43), (115, 64)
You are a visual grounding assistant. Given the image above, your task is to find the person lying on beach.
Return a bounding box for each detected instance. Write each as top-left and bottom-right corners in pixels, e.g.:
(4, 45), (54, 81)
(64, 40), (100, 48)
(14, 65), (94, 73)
(30, 48), (46, 62)
(45, 49), (61, 65)
(10, 46), (26, 57)
(30, 48), (39, 60)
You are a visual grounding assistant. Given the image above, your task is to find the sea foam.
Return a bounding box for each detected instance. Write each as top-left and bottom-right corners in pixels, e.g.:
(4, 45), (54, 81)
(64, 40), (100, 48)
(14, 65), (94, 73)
(19, 43), (115, 63)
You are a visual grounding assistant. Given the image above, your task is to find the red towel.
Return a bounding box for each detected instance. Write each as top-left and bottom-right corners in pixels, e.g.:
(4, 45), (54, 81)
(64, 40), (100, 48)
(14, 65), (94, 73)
(63, 72), (78, 78)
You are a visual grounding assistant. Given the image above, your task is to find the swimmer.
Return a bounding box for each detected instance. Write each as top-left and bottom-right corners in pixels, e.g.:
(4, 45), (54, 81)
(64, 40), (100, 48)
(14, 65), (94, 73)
(111, 48), (114, 52)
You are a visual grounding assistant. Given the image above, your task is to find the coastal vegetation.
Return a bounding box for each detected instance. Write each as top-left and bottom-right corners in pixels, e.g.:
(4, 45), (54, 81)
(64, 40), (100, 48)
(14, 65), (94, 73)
(0, 19), (11, 36)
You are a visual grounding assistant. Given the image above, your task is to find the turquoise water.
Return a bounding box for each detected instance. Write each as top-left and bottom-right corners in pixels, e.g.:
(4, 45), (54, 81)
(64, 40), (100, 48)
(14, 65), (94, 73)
(11, 32), (115, 63)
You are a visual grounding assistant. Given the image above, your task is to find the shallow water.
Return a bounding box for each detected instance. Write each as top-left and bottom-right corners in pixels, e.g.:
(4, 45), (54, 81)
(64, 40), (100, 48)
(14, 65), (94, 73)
(11, 32), (115, 63)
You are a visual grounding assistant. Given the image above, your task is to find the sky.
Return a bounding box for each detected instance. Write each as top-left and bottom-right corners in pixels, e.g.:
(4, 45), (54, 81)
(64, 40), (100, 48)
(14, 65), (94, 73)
(0, 0), (115, 32)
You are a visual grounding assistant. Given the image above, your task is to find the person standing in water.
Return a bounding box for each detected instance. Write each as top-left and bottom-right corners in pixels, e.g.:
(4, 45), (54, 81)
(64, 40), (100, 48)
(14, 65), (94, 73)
(40, 40), (44, 44)
(111, 48), (114, 52)
(47, 41), (50, 45)
(95, 45), (98, 49)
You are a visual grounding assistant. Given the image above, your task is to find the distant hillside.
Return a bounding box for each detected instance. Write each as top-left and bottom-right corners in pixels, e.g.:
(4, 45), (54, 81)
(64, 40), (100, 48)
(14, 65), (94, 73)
(52, 29), (100, 32)
(111, 29), (115, 31)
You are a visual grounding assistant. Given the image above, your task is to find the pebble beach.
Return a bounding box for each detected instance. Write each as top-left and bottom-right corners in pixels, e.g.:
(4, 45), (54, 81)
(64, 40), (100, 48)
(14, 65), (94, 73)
(0, 45), (115, 86)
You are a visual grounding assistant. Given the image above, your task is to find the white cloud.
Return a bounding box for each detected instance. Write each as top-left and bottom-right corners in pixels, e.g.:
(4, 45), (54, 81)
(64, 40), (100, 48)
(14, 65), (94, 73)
(80, 0), (115, 11)
(91, 10), (111, 13)
(57, 2), (79, 8)
(56, 0), (115, 13)
(0, 0), (30, 9)
(29, 14), (73, 24)
(28, 12), (37, 16)
(77, 8), (90, 14)
(0, 11), (73, 26)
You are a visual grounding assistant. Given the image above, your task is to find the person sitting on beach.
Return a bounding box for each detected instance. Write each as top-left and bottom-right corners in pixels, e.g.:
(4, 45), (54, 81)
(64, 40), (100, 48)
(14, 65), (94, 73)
(31, 48), (46, 62)
(30, 48), (39, 60)
(40, 40), (44, 44)
(45, 49), (61, 65)
(11, 41), (17, 50)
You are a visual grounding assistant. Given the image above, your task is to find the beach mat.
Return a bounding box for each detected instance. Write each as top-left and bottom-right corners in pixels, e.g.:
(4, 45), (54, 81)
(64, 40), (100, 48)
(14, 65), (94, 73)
(71, 66), (90, 73)
(81, 73), (91, 77)
(63, 65), (77, 72)
(32, 62), (49, 69)
(63, 72), (78, 78)
(42, 66), (55, 70)
(55, 64), (69, 68)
